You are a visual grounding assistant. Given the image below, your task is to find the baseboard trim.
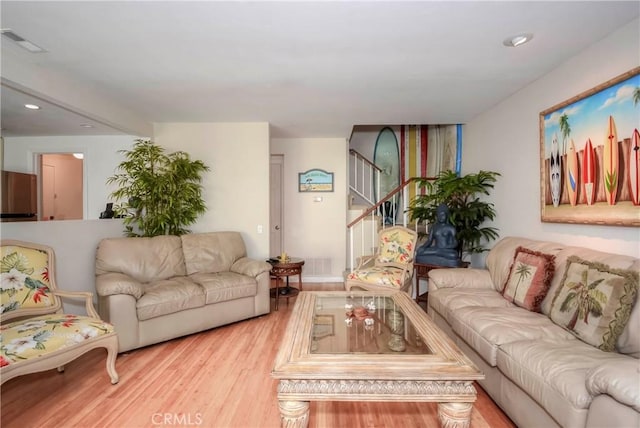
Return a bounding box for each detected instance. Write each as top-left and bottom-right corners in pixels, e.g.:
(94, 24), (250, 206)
(297, 276), (344, 283)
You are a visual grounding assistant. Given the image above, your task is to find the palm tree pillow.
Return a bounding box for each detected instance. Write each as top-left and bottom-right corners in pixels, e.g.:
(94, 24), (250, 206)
(549, 256), (639, 352)
(502, 247), (556, 312)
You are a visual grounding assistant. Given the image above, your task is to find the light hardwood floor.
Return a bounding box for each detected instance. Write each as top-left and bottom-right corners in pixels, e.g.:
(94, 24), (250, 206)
(1, 283), (515, 428)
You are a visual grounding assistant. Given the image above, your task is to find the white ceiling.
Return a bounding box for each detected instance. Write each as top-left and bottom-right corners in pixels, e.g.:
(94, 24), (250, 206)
(1, 1), (638, 139)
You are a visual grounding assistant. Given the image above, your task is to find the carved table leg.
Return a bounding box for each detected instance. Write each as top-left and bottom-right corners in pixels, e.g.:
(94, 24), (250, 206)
(437, 402), (473, 428)
(279, 400), (309, 428)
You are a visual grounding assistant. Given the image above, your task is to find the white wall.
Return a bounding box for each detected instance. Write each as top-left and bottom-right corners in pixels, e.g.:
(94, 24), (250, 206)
(2, 135), (135, 219)
(153, 122), (271, 259)
(0, 219), (126, 315)
(464, 18), (640, 260)
(271, 137), (348, 281)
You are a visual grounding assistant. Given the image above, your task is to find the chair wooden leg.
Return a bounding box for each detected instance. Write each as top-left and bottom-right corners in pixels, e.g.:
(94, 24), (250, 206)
(105, 334), (119, 384)
(106, 346), (119, 384)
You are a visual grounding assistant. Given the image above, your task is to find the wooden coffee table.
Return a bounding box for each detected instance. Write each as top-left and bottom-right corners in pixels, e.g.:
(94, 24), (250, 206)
(271, 291), (484, 428)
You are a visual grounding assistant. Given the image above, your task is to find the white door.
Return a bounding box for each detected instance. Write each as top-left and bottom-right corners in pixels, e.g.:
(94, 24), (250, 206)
(270, 155), (284, 257)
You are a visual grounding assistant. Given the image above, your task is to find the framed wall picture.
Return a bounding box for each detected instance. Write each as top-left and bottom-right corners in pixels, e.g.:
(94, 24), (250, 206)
(539, 67), (640, 226)
(298, 169), (334, 192)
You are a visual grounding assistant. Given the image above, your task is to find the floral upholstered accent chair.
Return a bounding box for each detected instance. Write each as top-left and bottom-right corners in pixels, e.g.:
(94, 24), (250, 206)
(0, 240), (119, 384)
(345, 226), (418, 295)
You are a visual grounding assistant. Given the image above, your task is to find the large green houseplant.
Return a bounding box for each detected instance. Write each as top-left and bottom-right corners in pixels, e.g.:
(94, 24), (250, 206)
(408, 170), (501, 259)
(107, 139), (210, 237)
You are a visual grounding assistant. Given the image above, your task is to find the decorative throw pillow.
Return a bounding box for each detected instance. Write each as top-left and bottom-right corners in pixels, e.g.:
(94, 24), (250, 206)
(549, 256), (639, 352)
(502, 247), (555, 312)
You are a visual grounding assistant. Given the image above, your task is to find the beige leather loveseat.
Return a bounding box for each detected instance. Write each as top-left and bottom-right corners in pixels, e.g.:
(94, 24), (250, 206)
(427, 236), (639, 428)
(95, 232), (272, 352)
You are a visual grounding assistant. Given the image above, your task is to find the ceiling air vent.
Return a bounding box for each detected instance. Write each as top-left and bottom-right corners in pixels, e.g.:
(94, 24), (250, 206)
(1, 29), (46, 53)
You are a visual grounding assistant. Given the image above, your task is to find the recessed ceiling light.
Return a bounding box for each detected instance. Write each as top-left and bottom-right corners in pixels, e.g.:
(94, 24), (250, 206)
(24, 104), (40, 110)
(503, 33), (533, 47)
(80, 124), (94, 128)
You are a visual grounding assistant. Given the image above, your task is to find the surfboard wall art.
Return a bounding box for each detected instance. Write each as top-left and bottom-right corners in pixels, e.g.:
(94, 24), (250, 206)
(549, 134), (562, 207)
(603, 115), (619, 206)
(539, 67), (639, 226)
(629, 128), (640, 206)
(565, 140), (579, 206)
(582, 139), (596, 206)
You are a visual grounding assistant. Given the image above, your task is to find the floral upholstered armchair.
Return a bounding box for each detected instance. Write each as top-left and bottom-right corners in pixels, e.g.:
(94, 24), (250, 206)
(345, 226), (418, 295)
(0, 240), (119, 385)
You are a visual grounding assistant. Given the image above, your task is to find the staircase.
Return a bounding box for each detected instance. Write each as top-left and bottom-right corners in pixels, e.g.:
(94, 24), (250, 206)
(347, 149), (426, 271)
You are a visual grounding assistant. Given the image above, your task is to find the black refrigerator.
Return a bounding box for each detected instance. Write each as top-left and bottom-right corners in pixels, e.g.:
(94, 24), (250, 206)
(1, 170), (38, 222)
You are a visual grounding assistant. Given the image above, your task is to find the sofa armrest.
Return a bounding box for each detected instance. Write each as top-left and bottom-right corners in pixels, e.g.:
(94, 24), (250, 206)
(586, 359), (640, 412)
(95, 272), (144, 299)
(428, 268), (494, 290)
(231, 258), (273, 278)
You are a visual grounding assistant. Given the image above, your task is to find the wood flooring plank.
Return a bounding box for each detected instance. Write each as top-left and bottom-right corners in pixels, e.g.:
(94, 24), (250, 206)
(1, 283), (515, 428)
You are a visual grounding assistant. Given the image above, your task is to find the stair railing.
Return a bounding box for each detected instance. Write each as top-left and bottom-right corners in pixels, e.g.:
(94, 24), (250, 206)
(347, 177), (430, 271)
(349, 149), (381, 206)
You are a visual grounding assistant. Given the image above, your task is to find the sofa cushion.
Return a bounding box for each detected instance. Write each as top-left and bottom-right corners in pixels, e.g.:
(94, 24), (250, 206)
(549, 256), (639, 352)
(136, 277), (205, 321)
(428, 288), (514, 325)
(502, 246), (555, 312)
(497, 339), (633, 428)
(451, 306), (575, 366)
(190, 272), (257, 304)
(181, 232), (247, 275)
(586, 359), (640, 412)
(96, 236), (186, 283)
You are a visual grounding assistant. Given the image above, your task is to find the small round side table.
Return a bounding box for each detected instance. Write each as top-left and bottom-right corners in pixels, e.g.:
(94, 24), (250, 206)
(268, 257), (305, 310)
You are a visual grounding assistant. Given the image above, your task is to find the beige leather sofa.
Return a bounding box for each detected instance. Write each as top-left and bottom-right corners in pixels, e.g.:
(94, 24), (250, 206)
(95, 232), (272, 352)
(427, 236), (639, 428)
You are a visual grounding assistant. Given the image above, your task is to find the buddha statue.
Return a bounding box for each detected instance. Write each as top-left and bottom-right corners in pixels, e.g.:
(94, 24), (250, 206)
(415, 203), (462, 267)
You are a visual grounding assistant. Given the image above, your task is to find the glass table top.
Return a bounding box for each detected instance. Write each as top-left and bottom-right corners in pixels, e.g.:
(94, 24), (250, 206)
(310, 293), (432, 355)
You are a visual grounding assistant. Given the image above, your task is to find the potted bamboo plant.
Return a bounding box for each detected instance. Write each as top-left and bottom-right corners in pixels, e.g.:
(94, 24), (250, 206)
(107, 139), (210, 237)
(408, 170), (501, 259)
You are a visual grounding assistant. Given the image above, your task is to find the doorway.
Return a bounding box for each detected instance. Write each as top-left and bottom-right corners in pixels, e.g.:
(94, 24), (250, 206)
(270, 155), (284, 257)
(39, 153), (83, 221)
